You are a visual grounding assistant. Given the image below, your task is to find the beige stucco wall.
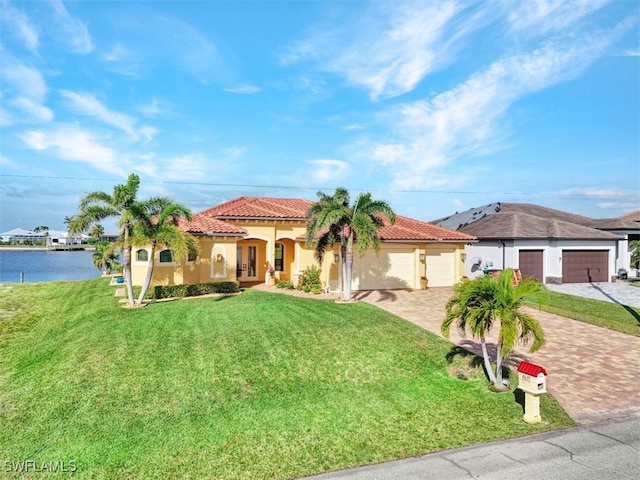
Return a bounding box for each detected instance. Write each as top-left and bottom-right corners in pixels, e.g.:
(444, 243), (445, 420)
(130, 221), (467, 290)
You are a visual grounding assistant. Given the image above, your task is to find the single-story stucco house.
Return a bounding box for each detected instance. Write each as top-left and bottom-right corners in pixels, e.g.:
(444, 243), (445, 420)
(433, 203), (640, 284)
(130, 196), (476, 291)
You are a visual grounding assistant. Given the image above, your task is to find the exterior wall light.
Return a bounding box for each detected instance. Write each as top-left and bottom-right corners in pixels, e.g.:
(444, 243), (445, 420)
(419, 253), (426, 262)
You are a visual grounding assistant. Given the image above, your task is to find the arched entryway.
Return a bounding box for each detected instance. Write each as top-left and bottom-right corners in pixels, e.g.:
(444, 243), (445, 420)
(236, 238), (268, 284)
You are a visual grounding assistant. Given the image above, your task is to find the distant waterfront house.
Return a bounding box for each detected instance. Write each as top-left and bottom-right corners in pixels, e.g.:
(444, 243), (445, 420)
(130, 196), (476, 291)
(433, 203), (640, 284)
(0, 228), (87, 245)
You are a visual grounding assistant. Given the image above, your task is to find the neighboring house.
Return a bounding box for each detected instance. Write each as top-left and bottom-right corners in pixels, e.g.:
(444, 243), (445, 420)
(130, 196), (476, 291)
(0, 228), (87, 245)
(433, 203), (640, 284)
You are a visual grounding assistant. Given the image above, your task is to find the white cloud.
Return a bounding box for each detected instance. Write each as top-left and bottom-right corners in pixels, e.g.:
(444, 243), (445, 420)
(49, 0), (93, 54)
(0, 153), (19, 168)
(59, 90), (156, 141)
(506, 0), (612, 36)
(138, 98), (166, 117)
(11, 96), (54, 122)
(283, 0), (487, 100)
(367, 29), (624, 190)
(1, 59), (48, 102)
(0, 0), (40, 53)
(307, 159), (350, 183)
(160, 154), (206, 181)
(19, 126), (125, 175)
(597, 202), (640, 210)
(224, 84), (262, 94)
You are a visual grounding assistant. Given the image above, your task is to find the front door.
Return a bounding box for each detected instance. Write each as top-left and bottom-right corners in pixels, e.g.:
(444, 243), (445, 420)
(236, 245), (257, 281)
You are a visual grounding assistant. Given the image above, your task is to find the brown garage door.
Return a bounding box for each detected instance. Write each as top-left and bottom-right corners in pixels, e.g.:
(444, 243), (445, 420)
(519, 250), (543, 282)
(562, 250), (608, 283)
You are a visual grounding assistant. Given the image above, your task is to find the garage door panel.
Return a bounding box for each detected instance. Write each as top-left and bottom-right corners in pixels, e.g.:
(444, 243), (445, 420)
(352, 250), (414, 290)
(425, 248), (455, 287)
(562, 250), (608, 283)
(519, 250), (543, 282)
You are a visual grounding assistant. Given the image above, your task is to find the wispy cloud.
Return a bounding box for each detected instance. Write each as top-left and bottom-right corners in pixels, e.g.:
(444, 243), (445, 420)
(19, 126), (125, 175)
(306, 159), (350, 183)
(59, 90), (156, 142)
(282, 0), (488, 100)
(0, 153), (19, 168)
(10, 97), (54, 122)
(0, 0), (40, 54)
(48, 0), (93, 54)
(104, 13), (224, 83)
(506, 0), (612, 36)
(0, 50), (51, 124)
(224, 84), (262, 94)
(367, 27), (627, 189)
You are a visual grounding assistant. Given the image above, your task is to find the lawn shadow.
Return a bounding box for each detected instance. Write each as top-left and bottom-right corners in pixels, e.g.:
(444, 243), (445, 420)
(446, 341), (531, 385)
(590, 283), (640, 327)
(353, 289), (399, 302)
(513, 388), (525, 414)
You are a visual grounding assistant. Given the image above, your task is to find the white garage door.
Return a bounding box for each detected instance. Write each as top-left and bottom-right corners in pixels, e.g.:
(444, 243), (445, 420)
(425, 247), (456, 287)
(351, 248), (415, 290)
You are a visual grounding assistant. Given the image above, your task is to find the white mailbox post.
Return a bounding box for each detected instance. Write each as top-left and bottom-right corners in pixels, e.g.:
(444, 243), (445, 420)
(517, 361), (547, 424)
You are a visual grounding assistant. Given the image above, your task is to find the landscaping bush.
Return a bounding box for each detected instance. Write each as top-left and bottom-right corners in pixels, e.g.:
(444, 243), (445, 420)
(276, 279), (294, 289)
(298, 265), (323, 293)
(149, 281), (240, 299)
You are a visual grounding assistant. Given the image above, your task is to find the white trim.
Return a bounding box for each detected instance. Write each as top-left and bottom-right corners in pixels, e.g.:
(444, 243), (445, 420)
(210, 245), (228, 279)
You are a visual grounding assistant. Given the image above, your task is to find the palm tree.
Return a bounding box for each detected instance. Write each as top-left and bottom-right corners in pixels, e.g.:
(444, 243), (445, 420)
(441, 269), (546, 389)
(132, 198), (199, 304)
(92, 241), (120, 274)
(306, 187), (396, 301)
(68, 173), (144, 305)
(89, 224), (104, 241)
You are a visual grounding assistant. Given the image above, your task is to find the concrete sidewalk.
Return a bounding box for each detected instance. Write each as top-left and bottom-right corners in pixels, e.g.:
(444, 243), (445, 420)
(354, 287), (640, 424)
(307, 414), (640, 479)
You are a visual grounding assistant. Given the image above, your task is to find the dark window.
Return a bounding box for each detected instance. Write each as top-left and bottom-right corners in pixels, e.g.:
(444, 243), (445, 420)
(137, 249), (149, 262)
(274, 243), (284, 271)
(159, 249), (173, 263)
(187, 251), (197, 262)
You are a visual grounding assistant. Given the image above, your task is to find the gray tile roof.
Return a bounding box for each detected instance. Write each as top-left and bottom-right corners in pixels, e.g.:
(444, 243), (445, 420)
(433, 202), (633, 240)
(458, 212), (621, 240)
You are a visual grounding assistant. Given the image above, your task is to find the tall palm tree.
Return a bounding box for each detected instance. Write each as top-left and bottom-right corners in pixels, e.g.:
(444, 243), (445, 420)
(441, 269), (546, 389)
(306, 188), (396, 301)
(68, 173), (144, 305)
(132, 198), (199, 304)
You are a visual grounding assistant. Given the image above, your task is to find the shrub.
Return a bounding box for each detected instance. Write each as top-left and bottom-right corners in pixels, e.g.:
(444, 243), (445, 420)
(298, 265), (322, 293)
(143, 281), (240, 299)
(276, 279), (294, 289)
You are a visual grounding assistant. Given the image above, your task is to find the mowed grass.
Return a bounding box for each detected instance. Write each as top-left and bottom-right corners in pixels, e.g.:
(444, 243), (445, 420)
(0, 279), (573, 479)
(525, 290), (640, 337)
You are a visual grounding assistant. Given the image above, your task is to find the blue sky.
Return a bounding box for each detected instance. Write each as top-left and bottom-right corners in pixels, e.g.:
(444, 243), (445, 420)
(1, 0), (638, 233)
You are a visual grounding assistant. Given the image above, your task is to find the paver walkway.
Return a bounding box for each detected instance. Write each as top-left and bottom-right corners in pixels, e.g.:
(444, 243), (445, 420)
(353, 288), (640, 424)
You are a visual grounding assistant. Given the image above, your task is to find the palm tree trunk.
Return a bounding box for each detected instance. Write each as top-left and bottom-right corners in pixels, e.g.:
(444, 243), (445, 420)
(495, 340), (504, 387)
(137, 244), (156, 305)
(480, 338), (497, 385)
(123, 244), (134, 305)
(344, 248), (353, 301)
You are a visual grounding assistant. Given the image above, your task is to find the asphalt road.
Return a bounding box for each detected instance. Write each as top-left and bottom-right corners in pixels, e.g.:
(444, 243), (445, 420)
(306, 414), (640, 480)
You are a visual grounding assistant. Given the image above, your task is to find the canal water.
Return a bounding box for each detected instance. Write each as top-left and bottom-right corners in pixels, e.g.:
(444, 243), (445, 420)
(0, 249), (102, 283)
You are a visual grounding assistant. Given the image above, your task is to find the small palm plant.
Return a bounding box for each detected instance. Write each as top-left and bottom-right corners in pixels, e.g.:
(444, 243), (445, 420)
(441, 269), (546, 390)
(92, 241), (120, 275)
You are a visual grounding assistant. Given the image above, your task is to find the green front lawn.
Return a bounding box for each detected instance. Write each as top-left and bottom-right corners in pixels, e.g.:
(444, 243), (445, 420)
(0, 279), (573, 479)
(525, 289), (640, 337)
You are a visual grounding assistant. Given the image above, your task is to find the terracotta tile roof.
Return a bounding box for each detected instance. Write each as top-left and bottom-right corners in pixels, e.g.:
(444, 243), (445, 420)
(180, 216), (246, 235)
(378, 215), (476, 241)
(198, 196), (313, 220)
(458, 212), (621, 240)
(183, 196), (475, 241)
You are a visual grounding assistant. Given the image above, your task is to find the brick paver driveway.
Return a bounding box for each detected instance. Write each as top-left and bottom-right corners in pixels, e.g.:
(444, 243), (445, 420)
(354, 288), (640, 424)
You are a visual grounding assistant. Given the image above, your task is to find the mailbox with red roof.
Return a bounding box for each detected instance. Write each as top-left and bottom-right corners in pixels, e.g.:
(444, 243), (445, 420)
(517, 361), (547, 394)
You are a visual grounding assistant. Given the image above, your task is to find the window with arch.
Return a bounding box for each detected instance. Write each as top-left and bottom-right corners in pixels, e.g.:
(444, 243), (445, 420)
(136, 249), (149, 262)
(159, 249), (173, 263)
(274, 243), (284, 272)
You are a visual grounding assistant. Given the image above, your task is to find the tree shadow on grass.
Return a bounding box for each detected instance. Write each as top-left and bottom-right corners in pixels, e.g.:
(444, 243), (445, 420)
(445, 341), (531, 387)
(590, 283), (640, 327)
(513, 388), (525, 414)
